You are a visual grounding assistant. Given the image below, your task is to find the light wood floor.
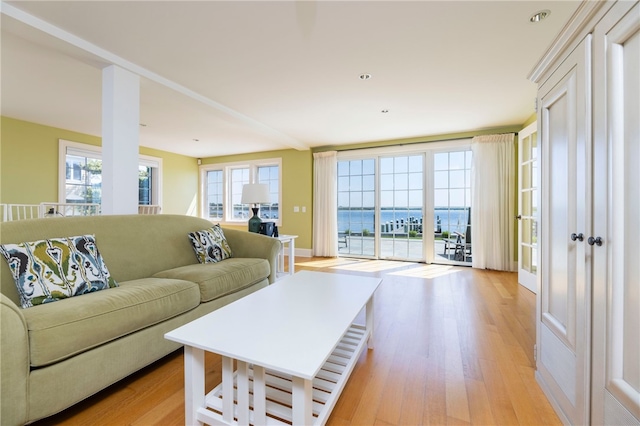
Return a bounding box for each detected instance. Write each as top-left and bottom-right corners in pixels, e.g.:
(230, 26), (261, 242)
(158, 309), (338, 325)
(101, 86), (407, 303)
(33, 257), (560, 426)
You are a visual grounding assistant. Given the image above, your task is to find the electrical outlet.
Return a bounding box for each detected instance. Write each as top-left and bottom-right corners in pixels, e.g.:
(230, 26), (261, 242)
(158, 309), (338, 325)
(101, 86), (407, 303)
(302, 206), (306, 213)
(293, 206), (299, 212)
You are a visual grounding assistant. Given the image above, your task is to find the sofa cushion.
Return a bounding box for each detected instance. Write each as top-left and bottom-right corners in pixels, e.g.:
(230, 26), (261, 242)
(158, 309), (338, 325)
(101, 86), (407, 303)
(0, 235), (117, 309)
(187, 224), (232, 264)
(153, 258), (270, 303)
(22, 278), (199, 367)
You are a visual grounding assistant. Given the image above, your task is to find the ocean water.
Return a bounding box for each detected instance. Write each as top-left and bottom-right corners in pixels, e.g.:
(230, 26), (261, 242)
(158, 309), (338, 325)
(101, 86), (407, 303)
(338, 208), (469, 234)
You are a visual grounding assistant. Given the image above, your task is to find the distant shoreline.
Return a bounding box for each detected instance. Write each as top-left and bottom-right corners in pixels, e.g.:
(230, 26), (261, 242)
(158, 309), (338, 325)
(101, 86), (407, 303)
(337, 206), (469, 211)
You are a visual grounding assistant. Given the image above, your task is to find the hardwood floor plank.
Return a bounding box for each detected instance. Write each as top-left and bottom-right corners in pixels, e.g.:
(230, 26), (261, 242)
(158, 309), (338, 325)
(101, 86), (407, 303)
(444, 317), (471, 423)
(424, 350), (448, 425)
(327, 351), (371, 424)
(486, 329), (543, 425)
(348, 352), (392, 425)
(31, 258), (560, 426)
(398, 353), (429, 426)
(465, 377), (497, 425)
(130, 389), (184, 426)
(375, 345), (410, 424)
(517, 365), (565, 425)
(479, 357), (521, 426)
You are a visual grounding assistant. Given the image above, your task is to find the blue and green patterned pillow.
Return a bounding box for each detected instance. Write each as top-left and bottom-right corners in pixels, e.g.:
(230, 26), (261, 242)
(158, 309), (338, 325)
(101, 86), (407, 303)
(0, 235), (118, 309)
(187, 224), (232, 264)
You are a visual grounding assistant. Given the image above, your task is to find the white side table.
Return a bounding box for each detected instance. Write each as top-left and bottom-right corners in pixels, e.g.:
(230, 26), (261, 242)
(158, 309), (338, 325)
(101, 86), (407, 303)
(276, 234), (298, 277)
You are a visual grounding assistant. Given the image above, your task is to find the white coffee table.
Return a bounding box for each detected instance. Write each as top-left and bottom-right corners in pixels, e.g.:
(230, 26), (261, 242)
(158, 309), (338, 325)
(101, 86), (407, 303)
(165, 270), (382, 426)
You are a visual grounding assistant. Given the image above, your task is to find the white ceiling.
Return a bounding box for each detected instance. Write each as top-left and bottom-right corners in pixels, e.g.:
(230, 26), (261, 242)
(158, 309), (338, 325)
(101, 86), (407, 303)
(1, 1), (581, 158)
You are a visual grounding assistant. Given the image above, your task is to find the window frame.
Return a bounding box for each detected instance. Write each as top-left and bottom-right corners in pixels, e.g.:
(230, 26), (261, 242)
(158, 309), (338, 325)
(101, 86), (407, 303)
(200, 158), (282, 226)
(58, 139), (163, 207)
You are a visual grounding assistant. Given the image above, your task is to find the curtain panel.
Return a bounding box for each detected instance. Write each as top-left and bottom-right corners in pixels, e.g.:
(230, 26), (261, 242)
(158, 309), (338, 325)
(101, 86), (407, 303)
(312, 151), (338, 257)
(471, 133), (516, 271)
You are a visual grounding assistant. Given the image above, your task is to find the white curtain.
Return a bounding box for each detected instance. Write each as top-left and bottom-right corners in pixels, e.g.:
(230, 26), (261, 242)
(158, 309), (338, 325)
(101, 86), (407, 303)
(471, 133), (515, 271)
(312, 151), (338, 257)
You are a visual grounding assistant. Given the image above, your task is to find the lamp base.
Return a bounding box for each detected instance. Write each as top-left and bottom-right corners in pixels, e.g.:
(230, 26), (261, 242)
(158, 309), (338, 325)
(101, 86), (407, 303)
(248, 207), (262, 233)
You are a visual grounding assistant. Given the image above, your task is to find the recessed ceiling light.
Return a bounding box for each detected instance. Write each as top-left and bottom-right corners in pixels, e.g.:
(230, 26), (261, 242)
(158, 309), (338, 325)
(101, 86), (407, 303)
(359, 73), (372, 80)
(530, 10), (550, 23)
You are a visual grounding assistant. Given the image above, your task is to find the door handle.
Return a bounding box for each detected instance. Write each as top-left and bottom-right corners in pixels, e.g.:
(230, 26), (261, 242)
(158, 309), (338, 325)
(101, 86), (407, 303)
(588, 236), (603, 246)
(570, 233), (584, 242)
(515, 215), (522, 220)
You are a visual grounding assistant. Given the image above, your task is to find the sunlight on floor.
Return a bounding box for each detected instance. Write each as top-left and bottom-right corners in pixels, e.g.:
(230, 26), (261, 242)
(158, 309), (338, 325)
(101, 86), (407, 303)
(295, 258), (464, 277)
(295, 258), (415, 273)
(295, 258), (368, 268)
(330, 259), (416, 272)
(388, 264), (461, 279)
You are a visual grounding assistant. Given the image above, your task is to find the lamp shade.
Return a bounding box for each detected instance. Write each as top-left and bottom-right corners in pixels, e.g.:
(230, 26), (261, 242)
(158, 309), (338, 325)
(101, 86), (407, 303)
(241, 183), (270, 204)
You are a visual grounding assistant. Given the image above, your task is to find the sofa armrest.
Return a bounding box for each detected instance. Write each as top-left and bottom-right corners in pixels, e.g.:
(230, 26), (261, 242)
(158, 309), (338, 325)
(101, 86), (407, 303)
(222, 228), (282, 284)
(1, 294), (29, 426)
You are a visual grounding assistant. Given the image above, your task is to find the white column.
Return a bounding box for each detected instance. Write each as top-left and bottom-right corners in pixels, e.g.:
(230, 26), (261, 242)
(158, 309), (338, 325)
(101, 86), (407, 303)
(102, 65), (140, 215)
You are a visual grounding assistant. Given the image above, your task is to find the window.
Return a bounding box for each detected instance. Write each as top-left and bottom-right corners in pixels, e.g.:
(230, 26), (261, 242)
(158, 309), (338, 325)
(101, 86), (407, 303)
(201, 158), (281, 225)
(258, 165), (279, 220)
(230, 167), (250, 220)
(206, 170), (224, 220)
(59, 140), (162, 206)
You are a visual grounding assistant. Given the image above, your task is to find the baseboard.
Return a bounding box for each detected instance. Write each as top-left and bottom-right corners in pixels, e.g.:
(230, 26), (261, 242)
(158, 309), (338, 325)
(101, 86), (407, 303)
(294, 248), (312, 258)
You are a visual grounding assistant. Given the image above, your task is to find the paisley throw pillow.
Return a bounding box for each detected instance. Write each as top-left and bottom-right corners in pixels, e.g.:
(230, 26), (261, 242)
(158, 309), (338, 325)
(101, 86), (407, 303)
(0, 235), (118, 308)
(187, 224), (232, 264)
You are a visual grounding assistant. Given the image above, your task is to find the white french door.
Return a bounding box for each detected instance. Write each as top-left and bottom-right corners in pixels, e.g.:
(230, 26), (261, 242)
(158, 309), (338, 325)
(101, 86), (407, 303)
(517, 122), (538, 293)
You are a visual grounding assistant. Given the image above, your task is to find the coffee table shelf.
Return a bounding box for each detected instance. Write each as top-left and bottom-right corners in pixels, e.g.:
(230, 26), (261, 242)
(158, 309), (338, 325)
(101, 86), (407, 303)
(199, 324), (367, 425)
(165, 271), (381, 426)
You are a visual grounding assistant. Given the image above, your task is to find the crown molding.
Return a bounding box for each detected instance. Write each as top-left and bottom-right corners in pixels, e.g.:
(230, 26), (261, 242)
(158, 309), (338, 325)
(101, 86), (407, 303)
(527, 1), (614, 84)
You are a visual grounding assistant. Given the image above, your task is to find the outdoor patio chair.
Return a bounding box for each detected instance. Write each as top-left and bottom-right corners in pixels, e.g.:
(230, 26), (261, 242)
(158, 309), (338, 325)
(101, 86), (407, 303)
(338, 231), (348, 248)
(444, 207), (471, 262)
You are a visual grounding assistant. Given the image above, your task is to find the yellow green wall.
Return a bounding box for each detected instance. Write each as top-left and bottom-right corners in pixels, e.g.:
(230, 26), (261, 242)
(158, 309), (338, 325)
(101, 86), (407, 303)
(201, 149), (313, 250)
(0, 117), (198, 215)
(522, 112), (537, 128)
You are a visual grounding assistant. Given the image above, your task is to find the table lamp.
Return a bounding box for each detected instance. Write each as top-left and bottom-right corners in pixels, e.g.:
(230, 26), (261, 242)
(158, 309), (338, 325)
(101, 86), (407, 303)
(241, 183), (270, 233)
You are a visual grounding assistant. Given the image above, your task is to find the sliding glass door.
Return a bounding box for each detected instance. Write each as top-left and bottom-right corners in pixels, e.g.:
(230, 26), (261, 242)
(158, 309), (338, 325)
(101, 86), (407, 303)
(433, 150), (472, 265)
(337, 141), (471, 264)
(337, 159), (376, 257)
(379, 155), (423, 260)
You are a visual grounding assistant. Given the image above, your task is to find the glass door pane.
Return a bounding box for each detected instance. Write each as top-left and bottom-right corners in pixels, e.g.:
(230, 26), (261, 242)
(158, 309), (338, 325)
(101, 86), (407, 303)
(433, 150), (472, 265)
(379, 155), (423, 260)
(518, 124), (538, 292)
(337, 159), (376, 257)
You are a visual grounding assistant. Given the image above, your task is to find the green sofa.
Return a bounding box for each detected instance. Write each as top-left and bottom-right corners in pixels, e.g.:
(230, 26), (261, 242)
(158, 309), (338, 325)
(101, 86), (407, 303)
(0, 214), (281, 425)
